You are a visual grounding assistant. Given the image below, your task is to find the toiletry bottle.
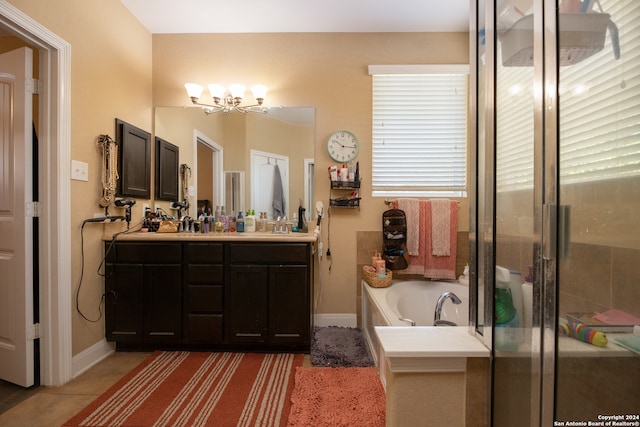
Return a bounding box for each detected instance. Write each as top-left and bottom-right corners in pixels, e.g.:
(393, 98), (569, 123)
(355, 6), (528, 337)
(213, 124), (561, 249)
(229, 213), (236, 232)
(375, 259), (387, 277)
(245, 210), (256, 232)
(354, 161), (360, 186)
(258, 212), (267, 232)
(348, 160), (355, 184)
(203, 212), (210, 233)
(371, 251), (382, 269)
(236, 211), (244, 232)
(495, 266), (520, 351)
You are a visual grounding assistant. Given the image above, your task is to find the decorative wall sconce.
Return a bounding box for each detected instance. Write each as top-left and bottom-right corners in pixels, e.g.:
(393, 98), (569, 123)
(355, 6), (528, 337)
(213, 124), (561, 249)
(185, 83), (268, 115)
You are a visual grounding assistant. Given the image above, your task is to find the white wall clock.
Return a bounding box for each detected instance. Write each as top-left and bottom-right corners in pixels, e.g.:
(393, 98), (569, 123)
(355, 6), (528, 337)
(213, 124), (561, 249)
(327, 130), (359, 162)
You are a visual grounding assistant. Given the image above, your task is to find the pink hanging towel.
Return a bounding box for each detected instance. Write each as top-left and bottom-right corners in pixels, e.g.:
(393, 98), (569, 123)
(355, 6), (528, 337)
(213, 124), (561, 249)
(394, 198), (420, 256)
(423, 199), (458, 280)
(399, 200), (458, 280)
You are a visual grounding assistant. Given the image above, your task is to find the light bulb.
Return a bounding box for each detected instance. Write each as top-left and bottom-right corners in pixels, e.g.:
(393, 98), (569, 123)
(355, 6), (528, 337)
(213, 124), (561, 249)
(185, 83), (204, 99)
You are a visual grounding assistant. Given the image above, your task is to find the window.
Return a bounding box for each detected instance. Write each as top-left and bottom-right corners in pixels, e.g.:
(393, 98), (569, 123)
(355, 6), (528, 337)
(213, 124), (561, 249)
(370, 65), (469, 197)
(496, 0), (640, 192)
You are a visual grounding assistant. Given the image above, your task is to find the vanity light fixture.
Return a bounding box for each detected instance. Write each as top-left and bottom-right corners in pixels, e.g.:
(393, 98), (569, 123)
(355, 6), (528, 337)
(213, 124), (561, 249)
(185, 83), (268, 115)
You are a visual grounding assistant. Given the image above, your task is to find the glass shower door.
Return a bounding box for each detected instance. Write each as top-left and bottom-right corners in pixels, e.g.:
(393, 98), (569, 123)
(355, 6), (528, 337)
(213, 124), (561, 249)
(555, 0), (640, 421)
(493, 0), (539, 424)
(476, 0), (640, 424)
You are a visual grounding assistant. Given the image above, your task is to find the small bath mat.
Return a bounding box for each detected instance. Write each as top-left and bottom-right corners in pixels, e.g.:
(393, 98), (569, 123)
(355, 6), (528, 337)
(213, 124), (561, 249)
(311, 326), (374, 367)
(287, 367), (385, 427)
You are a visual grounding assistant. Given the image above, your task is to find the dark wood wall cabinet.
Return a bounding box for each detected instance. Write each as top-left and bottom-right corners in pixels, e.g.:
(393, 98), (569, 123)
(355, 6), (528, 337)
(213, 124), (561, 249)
(115, 119), (151, 199)
(154, 137), (179, 201)
(105, 240), (313, 352)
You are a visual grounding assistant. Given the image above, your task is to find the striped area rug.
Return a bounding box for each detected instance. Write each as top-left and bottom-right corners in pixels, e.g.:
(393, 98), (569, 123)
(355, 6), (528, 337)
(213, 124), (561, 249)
(63, 351), (303, 427)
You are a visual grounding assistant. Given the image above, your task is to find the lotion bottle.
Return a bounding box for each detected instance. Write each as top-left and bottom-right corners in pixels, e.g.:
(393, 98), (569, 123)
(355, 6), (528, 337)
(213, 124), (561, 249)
(245, 210), (256, 232)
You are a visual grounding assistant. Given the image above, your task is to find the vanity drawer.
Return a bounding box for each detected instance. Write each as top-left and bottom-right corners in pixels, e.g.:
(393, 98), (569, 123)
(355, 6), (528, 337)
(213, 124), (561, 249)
(187, 264), (223, 283)
(107, 242), (182, 264)
(228, 243), (309, 264)
(186, 243), (224, 263)
(187, 284), (223, 312)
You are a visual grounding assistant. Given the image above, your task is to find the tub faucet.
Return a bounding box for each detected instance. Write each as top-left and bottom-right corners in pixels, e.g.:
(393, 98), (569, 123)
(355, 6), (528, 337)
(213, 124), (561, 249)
(434, 291), (462, 325)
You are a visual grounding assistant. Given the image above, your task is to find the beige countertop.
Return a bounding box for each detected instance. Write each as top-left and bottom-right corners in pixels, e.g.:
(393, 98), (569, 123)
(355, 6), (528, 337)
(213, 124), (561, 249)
(103, 229), (318, 243)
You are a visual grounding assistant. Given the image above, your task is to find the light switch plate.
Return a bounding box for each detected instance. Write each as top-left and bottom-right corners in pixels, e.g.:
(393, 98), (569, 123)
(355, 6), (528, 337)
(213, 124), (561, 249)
(71, 160), (88, 181)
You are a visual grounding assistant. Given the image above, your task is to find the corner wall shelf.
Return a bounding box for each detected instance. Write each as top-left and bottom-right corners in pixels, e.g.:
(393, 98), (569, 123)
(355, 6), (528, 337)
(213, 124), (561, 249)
(329, 179), (361, 209)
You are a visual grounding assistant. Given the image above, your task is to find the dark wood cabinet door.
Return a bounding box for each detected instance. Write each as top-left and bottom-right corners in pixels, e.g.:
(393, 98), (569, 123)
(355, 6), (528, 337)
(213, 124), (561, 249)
(155, 137), (179, 201)
(144, 264), (182, 343)
(105, 263), (144, 342)
(268, 265), (310, 344)
(116, 119), (151, 199)
(226, 265), (269, 344)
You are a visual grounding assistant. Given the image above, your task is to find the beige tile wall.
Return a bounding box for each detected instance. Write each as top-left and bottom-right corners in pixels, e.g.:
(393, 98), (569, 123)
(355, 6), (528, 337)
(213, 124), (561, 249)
(560, 243), (640, 318)
(497, 234), (640, 319)
(356, 230), (470, 327)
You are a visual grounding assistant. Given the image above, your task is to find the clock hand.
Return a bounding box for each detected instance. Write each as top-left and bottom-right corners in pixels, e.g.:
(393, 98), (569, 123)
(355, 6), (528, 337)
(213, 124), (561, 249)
(331, 140), (355, 149)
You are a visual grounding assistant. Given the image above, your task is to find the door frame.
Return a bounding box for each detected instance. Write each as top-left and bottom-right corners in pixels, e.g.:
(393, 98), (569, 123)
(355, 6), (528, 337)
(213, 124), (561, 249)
(0, 1), (73, 386)
(194, 129), (224, 214)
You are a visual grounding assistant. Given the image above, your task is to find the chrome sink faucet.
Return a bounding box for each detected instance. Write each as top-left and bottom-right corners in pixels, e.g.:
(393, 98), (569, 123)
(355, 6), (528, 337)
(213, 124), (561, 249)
(434, 291), (462, 325)
(271, 216), (289, 234)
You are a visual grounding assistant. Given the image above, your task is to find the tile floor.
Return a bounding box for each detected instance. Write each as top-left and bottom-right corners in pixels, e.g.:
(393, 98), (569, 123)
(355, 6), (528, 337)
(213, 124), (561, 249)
(0, 352), (150, 427)
(0, 352), (313, 427)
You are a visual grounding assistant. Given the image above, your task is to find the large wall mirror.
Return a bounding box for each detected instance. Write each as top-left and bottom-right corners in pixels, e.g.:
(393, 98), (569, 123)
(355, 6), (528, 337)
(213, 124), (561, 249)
(154, 106), (315, 220)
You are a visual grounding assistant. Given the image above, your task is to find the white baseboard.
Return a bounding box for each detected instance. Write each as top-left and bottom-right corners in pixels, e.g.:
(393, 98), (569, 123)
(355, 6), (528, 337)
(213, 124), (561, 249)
(314, 313), (357, 328)
(71, 339), (114, 379)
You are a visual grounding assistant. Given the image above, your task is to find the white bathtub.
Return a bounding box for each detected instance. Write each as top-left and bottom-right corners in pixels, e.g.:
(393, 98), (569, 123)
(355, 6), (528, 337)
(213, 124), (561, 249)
(362, 279), (469, 365)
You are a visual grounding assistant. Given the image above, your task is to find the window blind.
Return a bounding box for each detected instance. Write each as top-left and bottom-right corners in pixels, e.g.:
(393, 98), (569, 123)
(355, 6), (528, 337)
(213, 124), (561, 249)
(559, 0), (640, 184)
(496, 0), (640, 192)
(370, 69), (468, 197)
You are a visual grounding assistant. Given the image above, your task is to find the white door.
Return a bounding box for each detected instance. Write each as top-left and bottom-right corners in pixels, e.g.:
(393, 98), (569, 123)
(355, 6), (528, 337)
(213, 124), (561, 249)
(0, 47), (35, 387)
(250, 150), (289, 220)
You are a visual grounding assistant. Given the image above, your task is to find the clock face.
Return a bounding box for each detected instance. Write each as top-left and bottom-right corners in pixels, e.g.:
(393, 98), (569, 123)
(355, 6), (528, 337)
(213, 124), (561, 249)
(327, 130), (359, 162)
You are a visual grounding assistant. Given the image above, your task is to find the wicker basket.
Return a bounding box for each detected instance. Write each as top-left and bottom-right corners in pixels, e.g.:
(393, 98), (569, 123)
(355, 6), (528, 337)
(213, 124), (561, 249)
(362, 266), (393, 288)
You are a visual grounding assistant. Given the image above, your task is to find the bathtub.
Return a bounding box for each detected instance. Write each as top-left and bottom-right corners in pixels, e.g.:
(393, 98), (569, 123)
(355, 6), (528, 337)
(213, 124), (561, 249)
(362, 279), (469, 366)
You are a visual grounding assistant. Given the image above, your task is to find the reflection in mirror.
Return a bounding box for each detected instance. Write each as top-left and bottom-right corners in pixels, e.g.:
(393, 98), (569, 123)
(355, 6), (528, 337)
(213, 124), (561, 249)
(154, 106), (315, 220)
(225, 171), (245, 215)
(196, 133), (223, 216)
(155, 137), (179, 201)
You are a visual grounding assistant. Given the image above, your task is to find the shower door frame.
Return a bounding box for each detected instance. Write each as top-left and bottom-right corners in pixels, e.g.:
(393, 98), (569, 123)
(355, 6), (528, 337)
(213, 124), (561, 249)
(471, 0), (561, 424)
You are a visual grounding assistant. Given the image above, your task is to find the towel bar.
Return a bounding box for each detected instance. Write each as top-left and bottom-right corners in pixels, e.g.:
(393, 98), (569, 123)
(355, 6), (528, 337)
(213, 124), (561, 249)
(384, 199), (460, 205)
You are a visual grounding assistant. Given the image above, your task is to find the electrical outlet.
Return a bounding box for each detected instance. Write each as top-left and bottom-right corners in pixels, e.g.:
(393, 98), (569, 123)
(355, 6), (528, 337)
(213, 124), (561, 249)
(143, 203), (150, 212)
(71, 160), (88, 182)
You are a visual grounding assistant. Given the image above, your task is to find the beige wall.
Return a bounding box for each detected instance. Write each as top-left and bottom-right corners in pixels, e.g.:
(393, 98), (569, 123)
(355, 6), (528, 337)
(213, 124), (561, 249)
(152, 33), (470, 315)
(3, 1), (470, 356)
(6, 0), (152, 355)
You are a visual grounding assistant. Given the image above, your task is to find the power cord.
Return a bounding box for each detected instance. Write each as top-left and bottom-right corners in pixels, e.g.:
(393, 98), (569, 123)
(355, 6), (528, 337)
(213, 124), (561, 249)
(326, 204), (332, 272)
(75, 217), (143, 323)
(75, 219), (105, 323)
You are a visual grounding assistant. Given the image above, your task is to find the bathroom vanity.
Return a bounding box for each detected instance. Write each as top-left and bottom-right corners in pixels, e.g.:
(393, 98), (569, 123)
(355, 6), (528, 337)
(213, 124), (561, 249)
(103, 232), (315, 352)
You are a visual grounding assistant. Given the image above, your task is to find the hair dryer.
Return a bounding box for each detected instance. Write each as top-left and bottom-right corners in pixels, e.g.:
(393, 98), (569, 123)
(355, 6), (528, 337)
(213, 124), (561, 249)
(114, 198), (136, 227)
